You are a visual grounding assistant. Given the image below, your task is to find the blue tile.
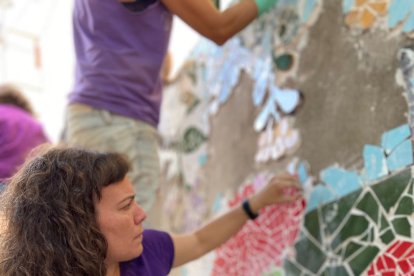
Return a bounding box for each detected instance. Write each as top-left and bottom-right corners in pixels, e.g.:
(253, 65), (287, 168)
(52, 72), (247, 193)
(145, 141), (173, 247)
(386, 140), (414, 172)
(306, 184), (336, 212)
(254, 95), (281, 131)
(302, 0), (317, 23)
(362, 145), (388, 181)
(320, 166), (362, 198)
(403, 13), (414, 33)
(381, 124), (411, 154)
(388, 1), (414, 29)
(297, 161), (309, 185)
(252, 59), (271, 107)
(271, 85), (300, 114)
(342, 0), (354, 14)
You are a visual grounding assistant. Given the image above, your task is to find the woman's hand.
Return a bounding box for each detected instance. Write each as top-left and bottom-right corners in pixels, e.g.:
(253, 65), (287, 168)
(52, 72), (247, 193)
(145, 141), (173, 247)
(249, 173), (303, 213)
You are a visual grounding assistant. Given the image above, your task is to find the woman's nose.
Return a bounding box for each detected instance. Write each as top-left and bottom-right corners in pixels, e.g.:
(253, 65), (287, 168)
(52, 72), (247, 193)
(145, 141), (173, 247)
(133, 203), (147, 224)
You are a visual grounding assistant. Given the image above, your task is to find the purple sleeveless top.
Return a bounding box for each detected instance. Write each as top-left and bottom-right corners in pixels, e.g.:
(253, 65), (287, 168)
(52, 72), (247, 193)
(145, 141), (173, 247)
(70, 0), (173, 127)
(120, 229), (174, 275)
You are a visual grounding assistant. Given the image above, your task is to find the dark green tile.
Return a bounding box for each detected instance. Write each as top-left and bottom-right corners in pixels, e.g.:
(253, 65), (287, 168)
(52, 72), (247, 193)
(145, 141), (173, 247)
(356, 192), (379, 224)
(361, 227), (375, 242)
(392, 217), (411, 237)
(344, 241), (363, 259)
(295, 238), (326, 274)
(321, 191), (361, 235)
(349, 246), (380, 275)
(408, 179), (413, 195)
(322, 266), (349, 276)
(332, 215), (369, 249)
(273, 53), (294, 71)
(372, 168), (411, 213)
(380, 229), (395, 244)
(380, 214), (390, 231)
(395, 196), (414, 215)
(304, 209), (321, 243)
(284, 259), (302, 276)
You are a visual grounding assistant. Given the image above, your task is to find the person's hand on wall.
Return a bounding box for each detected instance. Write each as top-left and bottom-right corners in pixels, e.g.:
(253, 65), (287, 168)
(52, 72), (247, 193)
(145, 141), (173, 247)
(254, 0), (279, 16)
(248, 173), (302, 215)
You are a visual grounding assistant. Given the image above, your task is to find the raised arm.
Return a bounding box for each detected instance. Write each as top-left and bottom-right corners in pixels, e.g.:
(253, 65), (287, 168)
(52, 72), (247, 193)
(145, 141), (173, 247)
(171, 173), (302, 268)
(161, 0), (278, 45)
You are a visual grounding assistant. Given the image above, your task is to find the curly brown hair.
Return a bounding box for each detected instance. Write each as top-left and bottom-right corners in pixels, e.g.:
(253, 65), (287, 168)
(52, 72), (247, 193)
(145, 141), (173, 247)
(0, 84), (34, 115)
(0, 146), (130, 276)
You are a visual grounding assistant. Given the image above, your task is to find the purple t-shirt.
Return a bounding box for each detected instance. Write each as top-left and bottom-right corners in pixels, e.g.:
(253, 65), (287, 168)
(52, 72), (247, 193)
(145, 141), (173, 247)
(0, 105), (49, 181)
(121, 229), (175, 276)
(70, 0), (173, 127)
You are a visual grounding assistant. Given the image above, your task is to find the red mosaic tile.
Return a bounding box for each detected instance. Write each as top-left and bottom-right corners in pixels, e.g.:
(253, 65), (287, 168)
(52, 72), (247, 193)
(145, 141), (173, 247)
(212, 182), (305, 275)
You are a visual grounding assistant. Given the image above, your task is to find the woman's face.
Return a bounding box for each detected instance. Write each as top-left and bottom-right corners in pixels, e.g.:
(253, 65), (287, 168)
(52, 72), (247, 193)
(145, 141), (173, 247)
(96, 177), (147, 263)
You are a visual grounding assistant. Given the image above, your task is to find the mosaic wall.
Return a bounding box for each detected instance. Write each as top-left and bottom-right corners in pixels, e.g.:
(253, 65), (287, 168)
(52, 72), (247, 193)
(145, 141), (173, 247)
(157, 0), (414, 275)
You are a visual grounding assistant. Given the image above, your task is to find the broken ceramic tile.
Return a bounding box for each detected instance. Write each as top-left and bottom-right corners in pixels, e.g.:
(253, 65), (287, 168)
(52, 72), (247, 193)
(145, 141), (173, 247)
(271, 85), (301, 114)
(362, 144), (388, 181)
(388, 1), (414, 31)
(386, 140), (414, 172)
(320, 166), (362, 198)
(306, 184), (336, 212)
(380, 124), (411, 154)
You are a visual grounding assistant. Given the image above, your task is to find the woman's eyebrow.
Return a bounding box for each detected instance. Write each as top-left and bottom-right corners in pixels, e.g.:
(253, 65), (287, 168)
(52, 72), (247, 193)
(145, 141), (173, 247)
(117, 195), (135, 205)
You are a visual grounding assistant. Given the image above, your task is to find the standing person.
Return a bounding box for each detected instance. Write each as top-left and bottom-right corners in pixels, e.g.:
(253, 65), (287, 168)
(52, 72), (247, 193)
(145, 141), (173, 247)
(65, 0), (280, 212)
(0, 84), (49, 184)
(0, 146), (302, 276)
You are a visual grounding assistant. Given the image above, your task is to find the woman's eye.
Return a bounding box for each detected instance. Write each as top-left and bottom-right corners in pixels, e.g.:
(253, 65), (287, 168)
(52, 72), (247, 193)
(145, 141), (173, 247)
(121, 202), (132, 210)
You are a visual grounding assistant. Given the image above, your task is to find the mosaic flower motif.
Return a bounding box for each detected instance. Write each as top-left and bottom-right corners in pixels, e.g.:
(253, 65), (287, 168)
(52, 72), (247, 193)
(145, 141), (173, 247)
(213, 179), (305, 276)
(367, 240), (414, 275)
(344, 0), (388, 29)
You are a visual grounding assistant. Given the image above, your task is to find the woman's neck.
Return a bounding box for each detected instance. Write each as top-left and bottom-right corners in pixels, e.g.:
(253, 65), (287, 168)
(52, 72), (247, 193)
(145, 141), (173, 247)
(105, 262), (120, 276)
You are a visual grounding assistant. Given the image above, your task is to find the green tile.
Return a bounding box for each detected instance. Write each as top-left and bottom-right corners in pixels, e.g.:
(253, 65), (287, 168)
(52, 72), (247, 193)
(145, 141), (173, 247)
(295, 238), (326, 274)
(304, 209), (321, 243)
(344, 241), (364, 259)
(273, 53), (294, 71)
(361, 227), (375, 242)
(392, 217), (411, 237)
(356, 192), (379, 224)
(283, 259), (302, 276)
(321, 191), (361, 235)
(322, 266), (349, 276)
(380, 214), (390, 231)
(332, 215), (369, 249)
(395, 196), (414, 215)
(349, 246), (380, 275)
(409, 179), (413, 194)
(372, 168), (411, 213)
(380, 229), (395, 244)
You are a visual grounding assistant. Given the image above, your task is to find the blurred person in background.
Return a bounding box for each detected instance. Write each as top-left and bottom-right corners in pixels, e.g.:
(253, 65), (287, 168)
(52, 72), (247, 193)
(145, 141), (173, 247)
(0, 84), (49, 186)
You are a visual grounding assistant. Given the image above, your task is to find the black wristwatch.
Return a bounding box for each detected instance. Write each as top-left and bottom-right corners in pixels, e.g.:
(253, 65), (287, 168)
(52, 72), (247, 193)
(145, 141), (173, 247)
(242, 199), (259, 220)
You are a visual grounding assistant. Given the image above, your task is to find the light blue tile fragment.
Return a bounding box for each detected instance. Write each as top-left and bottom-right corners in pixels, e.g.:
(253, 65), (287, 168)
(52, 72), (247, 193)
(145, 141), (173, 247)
(381, 124), (411, 154)
(306, 184), (335, 212)
(403, 13), (414, 33)
(254, 95), (281, 131)
(301, 0), (317, 23)
(320, 166), (362, 198)
(342, 0), (354, 14)
(211, 193), (223, 214)
(388, 1), (414, 29)
(386, 140), (414, 172)
(198, 154), (208, 167)
(362, 145), (388, 181)
(252, 59), (271, 106)
(297, 161), (309, 185)
(272, 85), (300, 114)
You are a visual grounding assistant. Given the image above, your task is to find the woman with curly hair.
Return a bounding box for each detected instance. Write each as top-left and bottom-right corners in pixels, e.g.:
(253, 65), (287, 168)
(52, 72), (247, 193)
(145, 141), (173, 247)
(0, 147), (302, 276)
